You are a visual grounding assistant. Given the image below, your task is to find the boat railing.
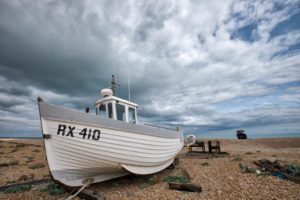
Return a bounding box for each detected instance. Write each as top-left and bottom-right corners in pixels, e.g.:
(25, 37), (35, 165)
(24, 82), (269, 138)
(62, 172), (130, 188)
(144, 124), (176, 131)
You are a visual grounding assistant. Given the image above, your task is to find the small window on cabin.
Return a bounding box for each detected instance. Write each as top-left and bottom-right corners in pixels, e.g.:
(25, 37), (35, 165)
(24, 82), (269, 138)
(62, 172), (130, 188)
(116, 103), (126, 122)
(108, 103), (113, 118)
(128, 107), (136, 124)
(99, 104), (106, 117)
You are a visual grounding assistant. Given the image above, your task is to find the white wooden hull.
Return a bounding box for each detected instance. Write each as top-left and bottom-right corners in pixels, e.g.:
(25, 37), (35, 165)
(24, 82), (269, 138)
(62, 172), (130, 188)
(38, 102), (183, 187)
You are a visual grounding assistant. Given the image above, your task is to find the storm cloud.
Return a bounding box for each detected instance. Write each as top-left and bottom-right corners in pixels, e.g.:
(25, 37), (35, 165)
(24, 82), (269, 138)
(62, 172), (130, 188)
(0, 0), (299, 138)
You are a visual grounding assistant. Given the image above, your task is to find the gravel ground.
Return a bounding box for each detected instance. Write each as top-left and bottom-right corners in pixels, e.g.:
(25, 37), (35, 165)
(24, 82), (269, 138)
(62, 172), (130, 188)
(0, 138), (299, 200)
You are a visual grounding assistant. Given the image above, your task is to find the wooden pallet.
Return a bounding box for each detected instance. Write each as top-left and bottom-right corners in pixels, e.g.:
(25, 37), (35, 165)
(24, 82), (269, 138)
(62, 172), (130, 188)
(178, 151), (229, 159)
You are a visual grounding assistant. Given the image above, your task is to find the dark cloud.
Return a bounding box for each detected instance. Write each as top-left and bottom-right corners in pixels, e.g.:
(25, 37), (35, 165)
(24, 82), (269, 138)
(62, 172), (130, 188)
(0, 86), (31, 97)
(0, 100), (24, 113)
(0, 0), (117, 97)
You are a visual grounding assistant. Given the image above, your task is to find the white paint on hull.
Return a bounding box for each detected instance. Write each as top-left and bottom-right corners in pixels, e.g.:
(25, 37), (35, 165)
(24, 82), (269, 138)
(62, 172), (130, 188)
(41, 118), (183, 187)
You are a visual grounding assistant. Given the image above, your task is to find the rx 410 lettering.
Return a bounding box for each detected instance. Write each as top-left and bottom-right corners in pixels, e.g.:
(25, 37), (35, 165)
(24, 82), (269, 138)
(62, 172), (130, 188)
(57, 124), (101, 141)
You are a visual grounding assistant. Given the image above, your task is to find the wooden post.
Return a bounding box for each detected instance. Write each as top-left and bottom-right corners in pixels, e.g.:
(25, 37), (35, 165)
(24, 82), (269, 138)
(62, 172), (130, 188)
(216, 141), (220, 153)
(208, 141), (212, 153)
(208, 141), (221, 153)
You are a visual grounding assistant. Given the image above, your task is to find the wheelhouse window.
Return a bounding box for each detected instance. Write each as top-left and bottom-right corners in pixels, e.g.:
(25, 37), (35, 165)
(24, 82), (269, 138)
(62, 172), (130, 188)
(108, 103), (113, 118)
(116, 103), (126, 122)
(99, 104), (106, 117)
(128, 107), (136, 124)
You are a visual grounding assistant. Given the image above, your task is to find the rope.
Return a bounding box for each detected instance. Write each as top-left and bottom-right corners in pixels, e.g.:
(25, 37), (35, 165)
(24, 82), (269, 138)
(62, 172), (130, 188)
(62, 179), (93, 200)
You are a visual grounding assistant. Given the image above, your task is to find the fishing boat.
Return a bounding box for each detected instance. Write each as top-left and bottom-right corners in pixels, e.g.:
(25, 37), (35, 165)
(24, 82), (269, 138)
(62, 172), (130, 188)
(37, 76), (183, 187)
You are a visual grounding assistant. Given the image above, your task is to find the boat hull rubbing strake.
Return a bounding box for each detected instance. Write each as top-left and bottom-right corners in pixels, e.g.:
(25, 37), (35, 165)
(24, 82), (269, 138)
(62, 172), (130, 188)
(38, 100), (183, 187)
(122, 158), (175, 175)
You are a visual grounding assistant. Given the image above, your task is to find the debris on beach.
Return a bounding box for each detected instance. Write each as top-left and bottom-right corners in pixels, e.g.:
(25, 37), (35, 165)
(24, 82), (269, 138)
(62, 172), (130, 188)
(253, 160), (300, 184)
(239, 162), (257, 174)
(239, 159), (300, 184)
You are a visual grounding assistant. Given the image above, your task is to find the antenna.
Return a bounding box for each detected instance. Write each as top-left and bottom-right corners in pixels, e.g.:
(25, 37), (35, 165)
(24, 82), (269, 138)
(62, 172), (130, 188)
(111, 75), (120, 96)
(116, 65), (120, 97)
(127, 53), (131, 101)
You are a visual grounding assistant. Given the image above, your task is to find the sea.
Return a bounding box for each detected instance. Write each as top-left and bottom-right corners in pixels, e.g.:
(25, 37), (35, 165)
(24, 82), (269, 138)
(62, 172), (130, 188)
(0, 137), (42, 139)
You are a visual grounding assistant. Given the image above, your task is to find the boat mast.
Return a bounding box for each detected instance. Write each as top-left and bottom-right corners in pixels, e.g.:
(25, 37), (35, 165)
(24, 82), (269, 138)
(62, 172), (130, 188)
(111, 75), (120, 96)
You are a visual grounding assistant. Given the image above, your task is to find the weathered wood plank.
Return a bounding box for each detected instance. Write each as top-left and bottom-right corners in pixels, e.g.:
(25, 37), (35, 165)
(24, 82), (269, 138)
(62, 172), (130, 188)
(179, 152), (229, 159)
(169, 182), (202, 192)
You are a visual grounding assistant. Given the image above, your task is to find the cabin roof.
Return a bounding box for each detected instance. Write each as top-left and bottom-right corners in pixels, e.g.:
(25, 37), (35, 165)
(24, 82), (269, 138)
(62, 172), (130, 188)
(95, 95), (138, 108)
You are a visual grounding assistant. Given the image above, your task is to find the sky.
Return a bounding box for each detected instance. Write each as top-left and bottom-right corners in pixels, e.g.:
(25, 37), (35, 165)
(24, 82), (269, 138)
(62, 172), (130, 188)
(0, 0), (300, 139)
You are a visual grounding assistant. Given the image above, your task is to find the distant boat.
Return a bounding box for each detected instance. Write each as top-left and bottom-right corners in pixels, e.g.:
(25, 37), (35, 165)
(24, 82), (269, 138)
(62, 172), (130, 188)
(236, 130), (247, 139)
(37, 76), (183, 187)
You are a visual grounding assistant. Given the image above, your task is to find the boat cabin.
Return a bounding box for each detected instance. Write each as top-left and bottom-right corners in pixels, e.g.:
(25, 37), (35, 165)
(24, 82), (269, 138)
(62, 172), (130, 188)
(94, 88), (138, 124)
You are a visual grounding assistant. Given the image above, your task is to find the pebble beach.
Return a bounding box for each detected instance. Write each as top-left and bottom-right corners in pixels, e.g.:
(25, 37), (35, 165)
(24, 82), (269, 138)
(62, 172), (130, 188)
(0, 138), (299, 200)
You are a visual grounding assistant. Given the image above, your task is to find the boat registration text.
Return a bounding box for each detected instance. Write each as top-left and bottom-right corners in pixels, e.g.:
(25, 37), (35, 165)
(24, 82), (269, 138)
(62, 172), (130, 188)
(57, 124), (101, 141)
